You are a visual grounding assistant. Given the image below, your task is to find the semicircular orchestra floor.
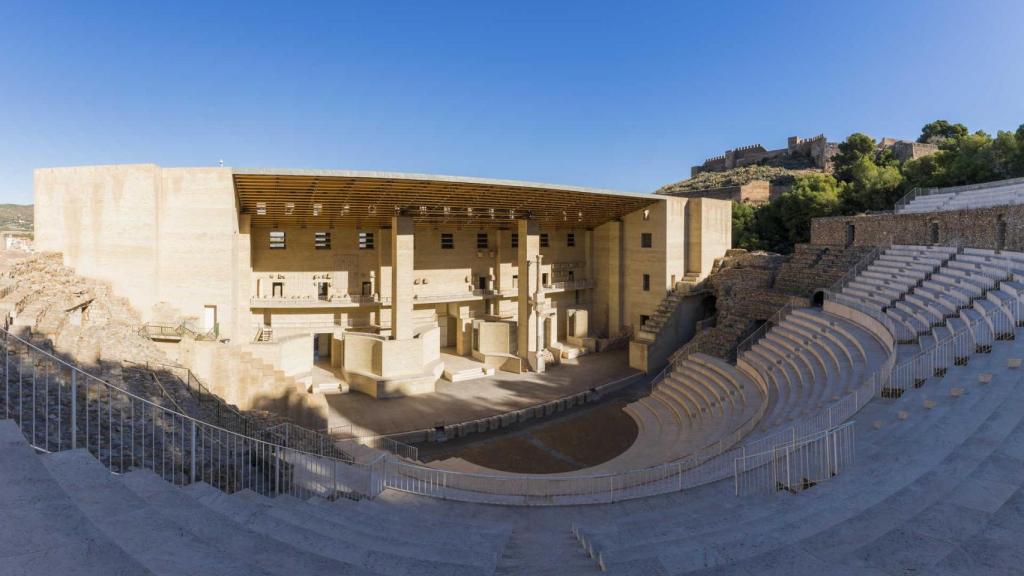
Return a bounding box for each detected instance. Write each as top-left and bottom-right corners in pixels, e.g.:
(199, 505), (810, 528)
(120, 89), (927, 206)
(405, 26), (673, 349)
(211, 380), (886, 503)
(419, 399), (639, 474)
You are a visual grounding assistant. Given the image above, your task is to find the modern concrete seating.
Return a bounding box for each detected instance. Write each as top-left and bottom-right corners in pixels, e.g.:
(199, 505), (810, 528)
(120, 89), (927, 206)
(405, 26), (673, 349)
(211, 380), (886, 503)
(575, 332), (1024, 574)
(738, 308), (888, 431)
(0, 419), (514, 576)
(897, 177), (1024, 214)
(607, 353), (763, 471)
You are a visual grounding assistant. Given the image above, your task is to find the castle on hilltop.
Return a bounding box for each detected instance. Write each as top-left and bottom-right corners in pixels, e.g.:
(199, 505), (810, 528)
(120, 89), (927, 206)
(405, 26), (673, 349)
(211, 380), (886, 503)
(691, 134), (939, 177)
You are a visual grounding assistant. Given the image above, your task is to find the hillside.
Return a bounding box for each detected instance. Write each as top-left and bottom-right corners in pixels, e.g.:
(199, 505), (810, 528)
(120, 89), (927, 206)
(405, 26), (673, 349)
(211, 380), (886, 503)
(0, 204), (33, 233)
(656, 165), (811, 195)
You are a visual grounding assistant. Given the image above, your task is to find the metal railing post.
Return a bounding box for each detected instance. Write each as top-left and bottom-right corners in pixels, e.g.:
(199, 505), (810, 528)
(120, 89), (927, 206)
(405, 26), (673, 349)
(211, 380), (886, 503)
(71, 370), (77, 450)
(190, 420), (197, 484)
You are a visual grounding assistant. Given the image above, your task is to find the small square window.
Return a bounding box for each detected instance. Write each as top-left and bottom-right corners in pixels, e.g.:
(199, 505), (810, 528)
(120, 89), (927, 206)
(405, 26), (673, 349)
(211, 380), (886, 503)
(358, 232), (374, 250)
(641, 233), (653, 248)
(441, 233), (455, 249)
(642, 209), (650, 221)
(256, 202), (267, 216)
(314, 231), (331, 250)
(476, 232), (489, 249)
(540, 233), (549, 248)
(642, 273), (650, 291)
(312, 203), (322, 216)
(511, 233), (519, 248)
(269, 230), (286, 249)
(567, 233), (576, 247)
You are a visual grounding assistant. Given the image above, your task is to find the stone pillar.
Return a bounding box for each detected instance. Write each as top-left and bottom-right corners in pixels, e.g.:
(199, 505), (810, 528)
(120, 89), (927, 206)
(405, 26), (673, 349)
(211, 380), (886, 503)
(390, 215), (415, 341)
(517, 219), (542, 370)
(491, 229), (503, 316)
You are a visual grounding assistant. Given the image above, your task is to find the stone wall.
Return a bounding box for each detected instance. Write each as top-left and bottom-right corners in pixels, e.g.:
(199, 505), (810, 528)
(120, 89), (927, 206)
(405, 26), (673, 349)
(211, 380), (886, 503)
(659, 181), (771, 204)
(34, 165), (241, 339)
(810, 204), (1024, 250)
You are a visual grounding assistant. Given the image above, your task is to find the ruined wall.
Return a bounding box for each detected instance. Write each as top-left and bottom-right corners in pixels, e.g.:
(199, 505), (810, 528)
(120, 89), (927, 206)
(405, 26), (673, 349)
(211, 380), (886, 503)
(810, 204), (1024, 250)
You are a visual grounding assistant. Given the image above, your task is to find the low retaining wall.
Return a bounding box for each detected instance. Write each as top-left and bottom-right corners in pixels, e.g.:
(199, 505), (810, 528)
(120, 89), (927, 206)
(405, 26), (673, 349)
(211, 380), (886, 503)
(811, 204), (1024, 250)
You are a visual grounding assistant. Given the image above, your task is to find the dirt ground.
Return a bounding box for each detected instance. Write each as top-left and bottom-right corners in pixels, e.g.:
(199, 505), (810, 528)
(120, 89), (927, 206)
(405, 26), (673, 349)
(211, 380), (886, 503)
(419, 398), (639, 474)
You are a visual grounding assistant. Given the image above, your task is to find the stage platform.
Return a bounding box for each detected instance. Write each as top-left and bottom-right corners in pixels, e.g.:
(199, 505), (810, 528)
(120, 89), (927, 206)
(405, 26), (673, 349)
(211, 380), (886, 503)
(323, 349), (642, 439)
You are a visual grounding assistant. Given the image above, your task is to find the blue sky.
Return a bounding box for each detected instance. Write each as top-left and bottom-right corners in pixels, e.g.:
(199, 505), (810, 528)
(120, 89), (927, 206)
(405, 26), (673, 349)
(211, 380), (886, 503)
(1, 0), (1022, 204)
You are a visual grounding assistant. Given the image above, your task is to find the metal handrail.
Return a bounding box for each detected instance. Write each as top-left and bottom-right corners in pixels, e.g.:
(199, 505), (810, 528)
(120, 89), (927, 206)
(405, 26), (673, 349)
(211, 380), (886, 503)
(0, 328), (376, 502)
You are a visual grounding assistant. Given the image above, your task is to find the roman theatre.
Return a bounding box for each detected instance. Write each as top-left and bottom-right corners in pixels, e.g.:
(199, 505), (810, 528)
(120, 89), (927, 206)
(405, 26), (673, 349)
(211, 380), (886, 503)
(31, 164), (731, 462)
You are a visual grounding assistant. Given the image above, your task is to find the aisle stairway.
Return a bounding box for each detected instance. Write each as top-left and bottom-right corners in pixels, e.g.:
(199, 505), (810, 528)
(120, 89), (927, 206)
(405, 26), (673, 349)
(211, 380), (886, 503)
(574, 332), (1024, 574)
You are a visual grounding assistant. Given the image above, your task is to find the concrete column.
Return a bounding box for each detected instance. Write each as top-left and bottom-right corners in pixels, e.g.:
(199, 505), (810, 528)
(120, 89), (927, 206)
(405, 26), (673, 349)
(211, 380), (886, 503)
(491, 229), (503, 316)
(390, 215), (415, 340)
(517, 219), (541, 369)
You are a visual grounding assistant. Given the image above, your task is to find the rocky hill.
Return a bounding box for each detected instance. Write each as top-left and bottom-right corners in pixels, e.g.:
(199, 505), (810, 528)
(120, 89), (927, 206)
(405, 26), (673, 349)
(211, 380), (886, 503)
(655, 165), (815, 195)
(0, 204), (33, 233)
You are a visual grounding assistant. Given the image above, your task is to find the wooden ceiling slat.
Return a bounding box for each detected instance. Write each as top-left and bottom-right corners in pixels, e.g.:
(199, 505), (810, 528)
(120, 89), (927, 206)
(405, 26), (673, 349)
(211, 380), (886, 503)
(232, 173), (657, 229)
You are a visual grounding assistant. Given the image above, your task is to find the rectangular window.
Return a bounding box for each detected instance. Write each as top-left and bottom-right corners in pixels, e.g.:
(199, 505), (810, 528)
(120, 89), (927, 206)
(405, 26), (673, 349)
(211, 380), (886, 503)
(476, 232), (489, 249)
(641, 233), (653, 248)
(511, 232), (519, 248)
(314, 231), (331, 250)
(540, 233), (549, 248)
(269, 230), (286, 249)
(358, 232), (374, 250)
(542, 272), (550, 286)
(441, 233), (454, 249)
(567, 233), (575, 247)
(642, 273), (650, 291)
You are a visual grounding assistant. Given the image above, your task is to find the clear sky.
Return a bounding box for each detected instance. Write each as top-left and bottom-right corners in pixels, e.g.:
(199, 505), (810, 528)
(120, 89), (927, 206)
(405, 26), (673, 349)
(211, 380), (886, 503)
(1, 0), (1022, 204)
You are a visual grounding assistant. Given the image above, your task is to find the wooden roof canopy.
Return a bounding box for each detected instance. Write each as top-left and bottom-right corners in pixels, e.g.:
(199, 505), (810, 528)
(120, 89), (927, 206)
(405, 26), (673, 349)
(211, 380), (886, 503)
(233, 169), (659, 229)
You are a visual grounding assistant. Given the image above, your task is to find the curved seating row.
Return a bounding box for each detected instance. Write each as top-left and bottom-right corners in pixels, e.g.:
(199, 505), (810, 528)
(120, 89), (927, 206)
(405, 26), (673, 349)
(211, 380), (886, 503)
(607, 353), (762, 472)
(0, 419), (512, 576)
(738, 308), (889, 432)
(839, 246), (1024, 362)
(897, 177), (1024, 214)
(573, 331), (1024, 574)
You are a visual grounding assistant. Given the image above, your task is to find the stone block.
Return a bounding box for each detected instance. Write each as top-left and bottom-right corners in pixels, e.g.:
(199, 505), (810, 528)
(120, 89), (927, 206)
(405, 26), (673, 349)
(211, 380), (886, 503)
(978, 373), (993, 384)
(950, 387), (965, 397)
(1009, 358), (1022, 369)
(898, 410), (910, 420)
(924, 399), (937, 409)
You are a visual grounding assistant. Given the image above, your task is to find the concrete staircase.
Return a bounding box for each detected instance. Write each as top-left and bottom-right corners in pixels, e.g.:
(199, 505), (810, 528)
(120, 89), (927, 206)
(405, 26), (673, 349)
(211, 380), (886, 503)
(0, 418), (515, 576)
(636, 288), (686, 342)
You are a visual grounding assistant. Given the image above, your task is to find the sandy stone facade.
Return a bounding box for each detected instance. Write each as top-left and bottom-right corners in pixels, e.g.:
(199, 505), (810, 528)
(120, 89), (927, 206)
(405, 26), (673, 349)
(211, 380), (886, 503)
(34, 164), (731, 397)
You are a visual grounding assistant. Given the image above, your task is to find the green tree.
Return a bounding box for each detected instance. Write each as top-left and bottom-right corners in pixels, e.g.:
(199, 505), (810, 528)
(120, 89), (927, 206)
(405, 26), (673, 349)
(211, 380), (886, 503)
(944, 131), (999, 185)
(777, 174), (841, 247)
(839, 155), (904, 212)
(832, 133), (877, 182)
(731, 201), (760, 250)
(902, 151), (950, 189)
(918, 120), (969, 145)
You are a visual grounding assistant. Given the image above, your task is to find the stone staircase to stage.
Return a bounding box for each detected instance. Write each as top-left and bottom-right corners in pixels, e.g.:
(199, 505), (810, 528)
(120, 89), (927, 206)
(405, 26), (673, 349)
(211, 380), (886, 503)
(636, 276), (702, 343)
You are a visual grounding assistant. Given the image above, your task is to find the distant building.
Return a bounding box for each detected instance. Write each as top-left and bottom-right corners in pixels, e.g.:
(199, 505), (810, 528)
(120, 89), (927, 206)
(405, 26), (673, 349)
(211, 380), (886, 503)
(0, 231), (32, 251)
(691, 134), (940, 178)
